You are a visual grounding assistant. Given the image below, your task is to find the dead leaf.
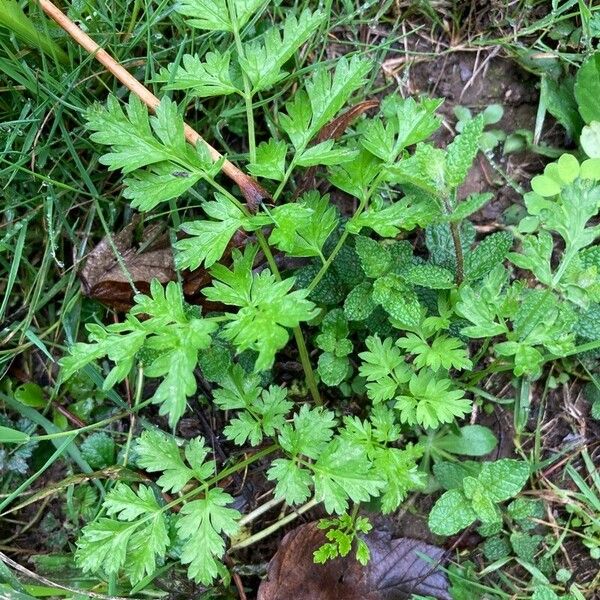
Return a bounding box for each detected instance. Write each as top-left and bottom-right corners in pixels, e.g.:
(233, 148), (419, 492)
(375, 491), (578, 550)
(293, 100), (379, 199)
(80, 216), (175, 311)
(257, 522), (450, 600)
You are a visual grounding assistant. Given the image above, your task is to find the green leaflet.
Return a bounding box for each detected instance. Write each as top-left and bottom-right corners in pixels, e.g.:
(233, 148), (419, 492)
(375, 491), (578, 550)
(203, 246), (319, 370)
(177, 488), (241, 585)
(60, 281), (217, 427)
(429, 459), (529, 536)
(240, 10), (324, 92)
(76, 484), (169, 584)
(175, 193), (264, 269)
(444, 114), (484, 189)
(464, 231), (513, 281)
(136, 430), (215, 493)
(248, 138), (287, 180)
(575, 51), (600, 124)
(154, 51), (239, 97)
(281, 56), (371, 151)
(176, 0), (264, 31)
(85, 96), (222, 209)
(268, 192), (339, 258)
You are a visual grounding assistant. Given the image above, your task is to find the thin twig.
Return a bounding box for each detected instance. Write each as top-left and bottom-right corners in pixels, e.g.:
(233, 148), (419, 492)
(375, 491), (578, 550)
(37, 0), (269, 211)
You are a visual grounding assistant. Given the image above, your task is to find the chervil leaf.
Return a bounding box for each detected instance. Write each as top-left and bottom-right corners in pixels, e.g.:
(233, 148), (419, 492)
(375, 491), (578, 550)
(395, 370), (471, 429)
(104, 483), (162, 521)
(348, 194), (439, 237)
(273, 192), (338, 258)
(281, 56), (371, 151)
(240, 10), (323, 92)
(76, 484), (169, 584)
(247, 139), (287, 181)
(213, 365), (261, 410)
(223, 383), (292, 446)
(267, 458), (313, 505)
(358, 336), (411, 403)
(176, 0), (264, 31)
(61, 281), (216, 428)
(361, 96), (442, 162)
(312, 439), (384, 514)
(59, 324), (146, 386)
(76, 519), (138, 576)
(397, 334), (472, 372)
(144, 322), (216, 427)
(277, 404), (336, 459)
(296, 139), (357, 167)
(175, 193), (259, 269)
(328, 148), (381, 198)
(177, 488), (241, 585)
(136, 430), (215, 493)
(85, 96), (221, 209)
(305, 56), (371, 141)
(154, 51), (239, 97)
(86, 95), (174, 174)
(385, 143), (445, 195)
(203, 246), (318, 370)
(373, 445), (426, 513)
(122, 165), (202, 210)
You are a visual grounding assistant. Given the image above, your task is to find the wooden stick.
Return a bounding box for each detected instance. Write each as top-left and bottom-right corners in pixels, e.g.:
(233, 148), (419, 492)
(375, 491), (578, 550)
(37, 0), (268, 210)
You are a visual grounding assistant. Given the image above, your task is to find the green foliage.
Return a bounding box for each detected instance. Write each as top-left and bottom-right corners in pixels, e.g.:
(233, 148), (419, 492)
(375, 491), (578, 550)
(314, 514), (372, 566)
(85, 96), (223, 210)
(575, 52), (600, 124)
(42, 8), (600, 593)
(429, 459), (530, 535)
(76, 432), (240, 586)
(80, 433), (116, 469)
(61, 280), (217, 427)
(203, 245), (318, 370)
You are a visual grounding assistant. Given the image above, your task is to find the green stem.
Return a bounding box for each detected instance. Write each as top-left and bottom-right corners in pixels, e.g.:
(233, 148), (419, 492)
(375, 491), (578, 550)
(229, 498), (319, 551)
(273, 158), (297, 201)
(307, 180), (378, 293)
(205, 180), (321, 405)
(443, 195), (464, 285)
(227, 0), (256, 163)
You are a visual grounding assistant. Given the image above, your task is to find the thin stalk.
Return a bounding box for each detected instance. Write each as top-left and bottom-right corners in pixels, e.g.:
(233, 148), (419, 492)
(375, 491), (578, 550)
(450, 220), (464, 285)
(122, 366), (144, 467)
(443, 195), (464, 285)
(307, 176), (382, 293)
(227, 0), (256, 163)
(238, 494), (283, 526)
(209, 181), (322, 405)
(229, 498), (319, 551)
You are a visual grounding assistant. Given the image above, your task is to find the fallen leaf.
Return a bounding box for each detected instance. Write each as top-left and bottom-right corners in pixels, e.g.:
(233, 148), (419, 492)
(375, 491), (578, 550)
(257, 521), (451, 600)
(80, 216), (175, 311)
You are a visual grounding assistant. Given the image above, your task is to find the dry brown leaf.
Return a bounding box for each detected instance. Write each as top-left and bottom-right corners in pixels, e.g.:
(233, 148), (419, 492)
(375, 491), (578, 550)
(257, 522), (450, 600)
(80, 216), (175, 311)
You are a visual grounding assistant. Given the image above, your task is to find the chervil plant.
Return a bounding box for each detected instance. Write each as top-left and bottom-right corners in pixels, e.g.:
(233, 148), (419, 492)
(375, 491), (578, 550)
(40, 0), (600, 593)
